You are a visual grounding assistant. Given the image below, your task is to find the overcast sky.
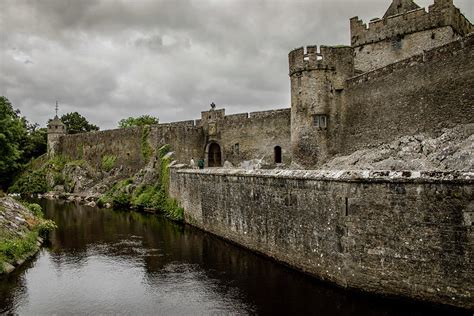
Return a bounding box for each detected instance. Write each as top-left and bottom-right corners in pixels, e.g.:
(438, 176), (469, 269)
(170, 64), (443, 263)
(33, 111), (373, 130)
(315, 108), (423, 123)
(1, 0), (472, 129)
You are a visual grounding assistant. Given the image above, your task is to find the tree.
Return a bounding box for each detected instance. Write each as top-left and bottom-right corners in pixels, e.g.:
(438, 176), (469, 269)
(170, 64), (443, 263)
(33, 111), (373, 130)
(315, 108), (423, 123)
(0, 97), (28, 189)
(60, 112), (99, 134)
(118, 115), (159, 128)
(20, 125), (47, 164)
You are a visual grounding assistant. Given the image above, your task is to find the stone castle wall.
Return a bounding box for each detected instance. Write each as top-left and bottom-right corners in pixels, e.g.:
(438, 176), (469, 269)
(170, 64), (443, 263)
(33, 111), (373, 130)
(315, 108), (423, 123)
(350, 0), (473, 72)
(288, 46), (354, 167)
(341, 34), (474, 156)
(169, 168), (473, 309)
(59, 123), (205, 173)
(58, 108), (290, 169)
(353, 26), (458, 73)
(216, 109), (291, 166)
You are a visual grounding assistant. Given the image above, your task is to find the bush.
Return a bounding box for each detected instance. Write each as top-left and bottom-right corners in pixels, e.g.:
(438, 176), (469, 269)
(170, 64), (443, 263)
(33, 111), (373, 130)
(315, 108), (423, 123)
(101, 155), (117, 172)
(8, 169), (48, 194)
(37, 219), (57, 237)
(0, 231), (38, 262)
(98, 178), (133, 208)
(53, 173), (65, 186)
(26, 203), (43, 218)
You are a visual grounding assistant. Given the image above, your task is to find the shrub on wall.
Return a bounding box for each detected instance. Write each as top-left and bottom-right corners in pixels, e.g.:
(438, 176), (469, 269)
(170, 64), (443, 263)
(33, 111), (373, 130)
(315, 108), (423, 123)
(97, 144), (183, 221)
(141, 125), (153, 163)
(101, 155), (117, 172)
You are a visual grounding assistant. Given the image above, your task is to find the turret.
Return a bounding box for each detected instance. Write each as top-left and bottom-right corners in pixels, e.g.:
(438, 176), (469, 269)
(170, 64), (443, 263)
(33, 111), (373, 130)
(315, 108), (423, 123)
(351, 0), (474, 73)
(47, 103), (66, 157)
(289, 45), (354, 168)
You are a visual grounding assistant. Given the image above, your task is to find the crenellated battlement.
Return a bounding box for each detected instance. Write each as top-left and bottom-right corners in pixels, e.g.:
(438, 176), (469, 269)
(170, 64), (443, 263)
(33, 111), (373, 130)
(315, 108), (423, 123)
(347, 33), (474, 87)
(350, 0), (473, 47)
(288, 45), (353, 76)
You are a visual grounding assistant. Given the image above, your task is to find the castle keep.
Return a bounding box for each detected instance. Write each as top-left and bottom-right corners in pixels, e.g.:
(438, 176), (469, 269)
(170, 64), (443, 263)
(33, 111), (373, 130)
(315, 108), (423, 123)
(47, 0), (473, 309)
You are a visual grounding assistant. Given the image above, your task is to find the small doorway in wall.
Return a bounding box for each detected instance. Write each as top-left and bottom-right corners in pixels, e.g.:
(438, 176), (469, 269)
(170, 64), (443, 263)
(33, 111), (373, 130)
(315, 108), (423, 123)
(208, 143), (222, 167)
(274, 146), (282, 163)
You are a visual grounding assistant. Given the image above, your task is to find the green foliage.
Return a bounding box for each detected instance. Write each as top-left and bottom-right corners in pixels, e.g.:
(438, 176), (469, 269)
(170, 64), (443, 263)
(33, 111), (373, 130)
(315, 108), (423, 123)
(26, 203), (44, 218)
(53, 173), (65, 186)
(0, 97), (48, 190)
(96, 144), (183, 221)
(22, 126), (47, 162)
(77, 143), (84, 159)
(8, 155), (71, 194)
(8, 169), (48, 194)
(158, 144), (171, 159)
(141, 125), (152, 163)
(101, 155), (117, 172)
(36, 219), (57, 237)
(97, 179), (133, 208)
(58, 112), (99, 134)
(118, 115), (159, 128)
(0, 231), (38, 264)
(44, 155), (68, 172)
(0, 217), (57, 271)
(0, 97), (28, 189)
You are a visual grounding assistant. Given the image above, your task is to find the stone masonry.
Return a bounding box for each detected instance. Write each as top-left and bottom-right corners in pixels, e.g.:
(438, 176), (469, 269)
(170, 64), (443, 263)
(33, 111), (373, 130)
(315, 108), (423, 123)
(47, 1), (474, 308)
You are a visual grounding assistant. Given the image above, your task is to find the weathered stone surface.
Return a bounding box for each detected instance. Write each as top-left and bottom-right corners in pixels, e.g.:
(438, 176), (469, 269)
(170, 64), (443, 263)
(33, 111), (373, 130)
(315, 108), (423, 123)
(323, 124), (473, 171)
(351, 0), (473, 72)
(0, 197), (35, 238)
(170, 168), (473, 309)
(342, 35), (474, 160)
(0, 197), (45, 275)
(2, 262), (15, 274)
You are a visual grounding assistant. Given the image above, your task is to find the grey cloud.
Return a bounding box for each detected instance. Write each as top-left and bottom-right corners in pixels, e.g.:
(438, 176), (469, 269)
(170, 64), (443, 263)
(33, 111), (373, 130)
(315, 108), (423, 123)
(0, 0), (472, 129)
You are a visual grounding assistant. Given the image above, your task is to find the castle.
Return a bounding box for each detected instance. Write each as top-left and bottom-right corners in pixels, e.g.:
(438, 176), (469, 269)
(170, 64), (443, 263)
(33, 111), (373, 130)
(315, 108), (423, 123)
(45, 1), (474, 308)
(48, 0), (473, 171)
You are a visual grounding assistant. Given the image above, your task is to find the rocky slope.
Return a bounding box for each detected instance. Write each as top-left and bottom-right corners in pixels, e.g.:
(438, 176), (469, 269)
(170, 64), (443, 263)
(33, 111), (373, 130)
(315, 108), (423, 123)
(0, 196), (54, 274)
(323, 124), (473, 171)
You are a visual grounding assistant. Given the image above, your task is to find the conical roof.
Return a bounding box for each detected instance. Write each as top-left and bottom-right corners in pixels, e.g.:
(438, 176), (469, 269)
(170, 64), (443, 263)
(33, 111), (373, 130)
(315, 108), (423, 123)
(48, 115), (65, 127)
(383, 0), (420, 19)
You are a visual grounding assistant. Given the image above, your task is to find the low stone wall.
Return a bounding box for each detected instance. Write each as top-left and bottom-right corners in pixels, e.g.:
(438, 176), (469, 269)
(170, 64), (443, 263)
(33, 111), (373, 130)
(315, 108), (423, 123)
(169, 168), (473, 309)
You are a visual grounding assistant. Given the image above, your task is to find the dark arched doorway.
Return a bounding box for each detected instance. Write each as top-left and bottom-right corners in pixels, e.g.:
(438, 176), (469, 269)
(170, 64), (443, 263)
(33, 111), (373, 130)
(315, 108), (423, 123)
(274, 146), (282, 163)
(208, 143), (222, 167)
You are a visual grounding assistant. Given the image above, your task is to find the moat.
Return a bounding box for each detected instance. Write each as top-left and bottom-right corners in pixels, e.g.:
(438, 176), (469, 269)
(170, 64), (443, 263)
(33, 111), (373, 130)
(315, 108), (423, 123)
(0, 200), (468, 315)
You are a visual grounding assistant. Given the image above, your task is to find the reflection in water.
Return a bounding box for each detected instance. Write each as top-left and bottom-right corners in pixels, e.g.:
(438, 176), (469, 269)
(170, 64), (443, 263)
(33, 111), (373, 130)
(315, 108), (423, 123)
(0, 199), (468, 315)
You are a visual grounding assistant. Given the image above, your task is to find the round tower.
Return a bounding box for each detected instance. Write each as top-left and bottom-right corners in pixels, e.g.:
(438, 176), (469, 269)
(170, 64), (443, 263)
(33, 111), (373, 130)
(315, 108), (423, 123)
(289, 45), (353, 168)
(47, 106), (66, 157)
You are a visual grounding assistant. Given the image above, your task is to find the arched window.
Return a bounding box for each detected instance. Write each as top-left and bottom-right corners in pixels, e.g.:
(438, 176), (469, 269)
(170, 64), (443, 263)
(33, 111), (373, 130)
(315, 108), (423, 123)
(274, 146), (282, 163)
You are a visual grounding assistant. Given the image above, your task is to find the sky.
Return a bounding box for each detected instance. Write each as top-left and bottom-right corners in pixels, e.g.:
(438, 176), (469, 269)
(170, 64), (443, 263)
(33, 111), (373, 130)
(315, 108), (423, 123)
(1, 0), (472, 130)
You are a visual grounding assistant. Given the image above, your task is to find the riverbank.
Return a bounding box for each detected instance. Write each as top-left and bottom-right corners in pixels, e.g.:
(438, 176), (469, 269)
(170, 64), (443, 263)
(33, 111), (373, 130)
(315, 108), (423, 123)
(0, 195), (55, 275)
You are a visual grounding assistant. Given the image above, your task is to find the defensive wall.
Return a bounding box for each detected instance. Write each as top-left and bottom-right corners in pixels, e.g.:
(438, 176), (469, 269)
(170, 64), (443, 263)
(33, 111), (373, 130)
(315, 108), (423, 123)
(169, 168), (473, 309)
(341, 33), (474, 155)
(57, 108), (291, 169)
(59, 123), (203, 174)
(198, 108), (291, 166)
(350, 0), (474, 72)
(288, 33), (474, 168)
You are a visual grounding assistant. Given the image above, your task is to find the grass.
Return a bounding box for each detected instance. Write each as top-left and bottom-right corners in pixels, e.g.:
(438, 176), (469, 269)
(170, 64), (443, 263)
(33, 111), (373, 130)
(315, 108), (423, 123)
(0, 230), (39, 272)
(0, 202), (57, 273)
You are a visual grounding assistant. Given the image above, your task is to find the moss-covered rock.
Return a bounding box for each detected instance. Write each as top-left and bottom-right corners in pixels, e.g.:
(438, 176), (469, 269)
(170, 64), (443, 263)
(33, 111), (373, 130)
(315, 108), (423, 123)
(0, 197), (56, 274)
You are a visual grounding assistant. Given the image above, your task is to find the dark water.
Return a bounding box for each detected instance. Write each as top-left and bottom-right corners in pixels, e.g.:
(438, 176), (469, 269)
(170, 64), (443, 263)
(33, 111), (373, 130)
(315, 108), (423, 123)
(0, 200), (468, 315)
